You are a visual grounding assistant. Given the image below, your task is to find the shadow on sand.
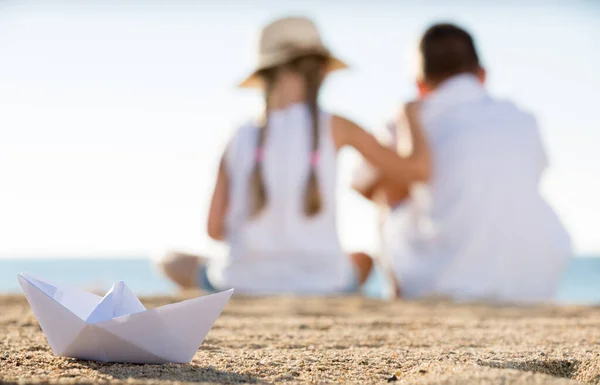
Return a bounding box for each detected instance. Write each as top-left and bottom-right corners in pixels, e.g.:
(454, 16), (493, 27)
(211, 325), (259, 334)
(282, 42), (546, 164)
(477, 358), (580, 380)
(76, 360), (263, 384)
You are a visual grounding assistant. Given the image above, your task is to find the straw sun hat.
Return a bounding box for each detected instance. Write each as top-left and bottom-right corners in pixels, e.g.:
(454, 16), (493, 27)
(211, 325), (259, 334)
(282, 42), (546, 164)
(238, 16), (348, 88)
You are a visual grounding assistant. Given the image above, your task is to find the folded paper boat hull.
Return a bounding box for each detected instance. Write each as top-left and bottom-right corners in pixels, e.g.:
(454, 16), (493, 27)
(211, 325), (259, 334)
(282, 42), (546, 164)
(18, 273), (233, 364)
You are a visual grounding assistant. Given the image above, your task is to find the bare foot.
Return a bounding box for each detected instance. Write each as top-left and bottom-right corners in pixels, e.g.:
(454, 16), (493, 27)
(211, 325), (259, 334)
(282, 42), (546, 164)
(158, 251), (204, 290)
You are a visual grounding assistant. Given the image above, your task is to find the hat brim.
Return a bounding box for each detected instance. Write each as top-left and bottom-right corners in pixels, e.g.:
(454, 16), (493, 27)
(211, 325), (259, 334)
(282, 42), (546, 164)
(238, 51), (348, 89)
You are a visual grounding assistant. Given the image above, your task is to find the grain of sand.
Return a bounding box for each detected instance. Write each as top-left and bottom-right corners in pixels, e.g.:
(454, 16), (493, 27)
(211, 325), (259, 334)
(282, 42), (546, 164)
(1, 294), (599, 384)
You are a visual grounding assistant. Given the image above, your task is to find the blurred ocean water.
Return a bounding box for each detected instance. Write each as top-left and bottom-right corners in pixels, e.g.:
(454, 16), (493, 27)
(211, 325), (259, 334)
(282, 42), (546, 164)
(1, 257), (599, 304)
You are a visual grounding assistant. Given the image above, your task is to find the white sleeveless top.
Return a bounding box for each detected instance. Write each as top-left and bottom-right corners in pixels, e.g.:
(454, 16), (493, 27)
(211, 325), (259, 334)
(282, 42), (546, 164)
(207, 103), (354, 294)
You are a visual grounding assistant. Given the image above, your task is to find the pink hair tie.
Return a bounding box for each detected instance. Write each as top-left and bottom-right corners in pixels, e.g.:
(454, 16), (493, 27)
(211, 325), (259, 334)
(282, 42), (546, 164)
(310, 151), (320, 166)
(255, 147), (264, 162)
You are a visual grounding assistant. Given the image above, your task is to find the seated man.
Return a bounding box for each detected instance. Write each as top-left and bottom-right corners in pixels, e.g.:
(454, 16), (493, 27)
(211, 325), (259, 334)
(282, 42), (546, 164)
(352, 23), (572, 302)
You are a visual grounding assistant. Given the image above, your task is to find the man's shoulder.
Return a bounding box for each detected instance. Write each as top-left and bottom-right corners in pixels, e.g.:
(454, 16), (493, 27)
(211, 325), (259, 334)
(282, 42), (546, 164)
(489, 97), (538, 123)
(434, 96), (539, 128)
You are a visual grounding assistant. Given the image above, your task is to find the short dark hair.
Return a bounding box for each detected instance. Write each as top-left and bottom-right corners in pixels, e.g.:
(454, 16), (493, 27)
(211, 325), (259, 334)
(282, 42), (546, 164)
(418, 23), (481, 85)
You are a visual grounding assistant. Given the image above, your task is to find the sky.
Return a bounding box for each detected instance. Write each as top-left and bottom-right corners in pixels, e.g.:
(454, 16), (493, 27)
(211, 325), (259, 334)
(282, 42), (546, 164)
(0, 0), (598, 259)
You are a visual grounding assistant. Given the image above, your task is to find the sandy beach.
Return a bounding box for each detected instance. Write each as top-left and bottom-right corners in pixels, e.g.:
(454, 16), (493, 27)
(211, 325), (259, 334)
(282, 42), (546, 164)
(1, 293), (599, 384)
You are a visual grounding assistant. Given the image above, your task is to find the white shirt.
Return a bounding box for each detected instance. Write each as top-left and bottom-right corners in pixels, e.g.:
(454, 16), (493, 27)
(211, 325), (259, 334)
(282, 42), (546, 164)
(353, 74), (572, 302)
(207, 103), (353, 294)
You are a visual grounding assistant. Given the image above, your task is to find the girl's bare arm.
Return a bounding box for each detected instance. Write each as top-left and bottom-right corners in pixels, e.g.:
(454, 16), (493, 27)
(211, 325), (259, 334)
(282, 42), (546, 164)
(206, 156), (229, 241)
(333, 103), (432, 185)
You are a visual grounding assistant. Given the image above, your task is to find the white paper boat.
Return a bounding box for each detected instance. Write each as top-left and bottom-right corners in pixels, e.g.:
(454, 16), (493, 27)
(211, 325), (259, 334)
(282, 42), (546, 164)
(18, 273), (233, 364)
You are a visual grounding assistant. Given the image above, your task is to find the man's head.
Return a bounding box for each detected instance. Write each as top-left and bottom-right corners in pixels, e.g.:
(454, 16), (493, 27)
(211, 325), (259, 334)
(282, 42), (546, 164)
(417, 23), (485, 97)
